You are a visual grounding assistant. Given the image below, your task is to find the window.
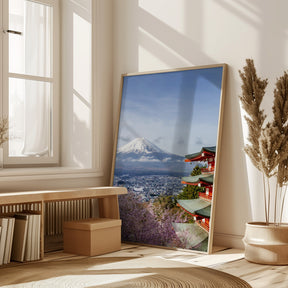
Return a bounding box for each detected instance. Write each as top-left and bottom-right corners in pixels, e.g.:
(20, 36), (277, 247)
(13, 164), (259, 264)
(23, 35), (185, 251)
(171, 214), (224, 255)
(2, 0), (59, 166)
(0, 0), (101, 181)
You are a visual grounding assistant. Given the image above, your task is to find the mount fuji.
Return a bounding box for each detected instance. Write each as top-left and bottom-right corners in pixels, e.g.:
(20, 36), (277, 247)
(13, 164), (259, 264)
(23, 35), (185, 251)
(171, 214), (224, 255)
(118, 137), (162, 154)
(114, 138), (186, 176)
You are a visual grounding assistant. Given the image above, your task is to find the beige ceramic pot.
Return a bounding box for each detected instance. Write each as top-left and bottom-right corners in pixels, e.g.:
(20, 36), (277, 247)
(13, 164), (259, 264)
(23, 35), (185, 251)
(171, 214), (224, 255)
(243, 222), (288, 265)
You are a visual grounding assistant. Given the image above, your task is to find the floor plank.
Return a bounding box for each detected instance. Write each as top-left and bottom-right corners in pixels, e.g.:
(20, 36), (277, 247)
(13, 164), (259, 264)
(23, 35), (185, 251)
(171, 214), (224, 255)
(0, 244), (287, 287)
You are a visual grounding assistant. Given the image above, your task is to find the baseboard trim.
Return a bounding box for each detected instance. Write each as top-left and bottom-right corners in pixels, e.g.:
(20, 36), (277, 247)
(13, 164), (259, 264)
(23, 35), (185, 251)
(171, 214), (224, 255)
(214, 232), (244, 249)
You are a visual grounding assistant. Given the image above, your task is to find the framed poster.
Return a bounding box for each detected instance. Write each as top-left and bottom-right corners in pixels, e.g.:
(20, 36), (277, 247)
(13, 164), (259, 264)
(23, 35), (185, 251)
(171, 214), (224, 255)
(111, 64), (227, 253)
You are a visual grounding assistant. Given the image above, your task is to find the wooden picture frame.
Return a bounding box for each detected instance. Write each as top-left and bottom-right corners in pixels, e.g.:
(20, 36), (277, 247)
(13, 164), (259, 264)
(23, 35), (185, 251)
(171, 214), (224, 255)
(111, 64), (227, 253)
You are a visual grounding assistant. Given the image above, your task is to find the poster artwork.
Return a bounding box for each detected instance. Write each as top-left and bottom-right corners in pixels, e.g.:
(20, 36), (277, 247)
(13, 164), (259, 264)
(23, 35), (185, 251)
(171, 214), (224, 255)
(112, 65), (226, 253)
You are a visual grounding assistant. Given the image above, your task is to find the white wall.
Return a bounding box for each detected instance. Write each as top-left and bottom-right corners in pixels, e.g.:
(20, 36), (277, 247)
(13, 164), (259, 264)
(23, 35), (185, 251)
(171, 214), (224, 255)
(112, 0), (288, 248)
(61, 0), (93, 168)
(60, 0), (114, 184)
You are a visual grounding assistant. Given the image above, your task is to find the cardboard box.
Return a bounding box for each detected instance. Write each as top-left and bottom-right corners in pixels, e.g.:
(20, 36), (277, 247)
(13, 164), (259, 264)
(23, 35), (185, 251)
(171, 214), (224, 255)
(63, 218), (121, 256)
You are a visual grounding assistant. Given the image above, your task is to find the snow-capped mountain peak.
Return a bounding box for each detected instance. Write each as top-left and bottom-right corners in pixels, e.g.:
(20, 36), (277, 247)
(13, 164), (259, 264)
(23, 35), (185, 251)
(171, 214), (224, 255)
(115, 137), (185, 174)
(118, 138), (164, 154)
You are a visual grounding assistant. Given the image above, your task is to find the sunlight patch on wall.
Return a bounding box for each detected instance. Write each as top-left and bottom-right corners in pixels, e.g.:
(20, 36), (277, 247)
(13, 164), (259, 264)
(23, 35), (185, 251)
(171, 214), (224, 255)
(73, 12), (91, 102)
(139, 0), (186, 34)
(138, 27), (191, 70)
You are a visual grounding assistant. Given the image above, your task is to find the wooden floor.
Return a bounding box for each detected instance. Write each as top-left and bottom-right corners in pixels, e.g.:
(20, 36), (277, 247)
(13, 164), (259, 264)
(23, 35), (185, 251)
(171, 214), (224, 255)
(0, 244), (287, 287)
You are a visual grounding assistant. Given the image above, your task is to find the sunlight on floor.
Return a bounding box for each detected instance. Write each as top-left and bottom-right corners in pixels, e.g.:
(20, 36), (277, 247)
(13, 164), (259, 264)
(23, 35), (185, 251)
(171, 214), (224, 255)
(87, 255), (194, 271)
(167, 249), (245, 267)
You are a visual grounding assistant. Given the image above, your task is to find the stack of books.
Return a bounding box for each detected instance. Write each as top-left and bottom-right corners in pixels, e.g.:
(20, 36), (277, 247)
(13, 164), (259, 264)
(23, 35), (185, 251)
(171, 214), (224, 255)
(0, 217), (15, 265)
(0, 213), (41, 264)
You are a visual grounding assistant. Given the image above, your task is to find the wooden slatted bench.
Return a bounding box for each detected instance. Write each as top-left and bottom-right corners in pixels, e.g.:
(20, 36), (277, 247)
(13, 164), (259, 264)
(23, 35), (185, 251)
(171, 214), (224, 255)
(0, 186), (127, 263)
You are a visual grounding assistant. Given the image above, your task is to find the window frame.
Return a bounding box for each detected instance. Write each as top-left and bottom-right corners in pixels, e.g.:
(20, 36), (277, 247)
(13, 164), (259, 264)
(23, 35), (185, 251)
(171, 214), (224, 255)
(0, 0), (104, 186)
(2, 0), (60, 166)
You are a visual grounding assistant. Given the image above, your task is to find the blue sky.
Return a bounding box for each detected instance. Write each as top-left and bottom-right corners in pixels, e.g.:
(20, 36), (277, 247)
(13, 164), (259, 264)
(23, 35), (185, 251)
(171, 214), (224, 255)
(117, 66), (224, 156)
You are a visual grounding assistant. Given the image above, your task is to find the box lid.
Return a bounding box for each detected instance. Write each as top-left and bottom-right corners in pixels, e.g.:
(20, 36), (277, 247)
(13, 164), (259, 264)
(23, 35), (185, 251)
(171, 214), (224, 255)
(63, 218), (122, 231)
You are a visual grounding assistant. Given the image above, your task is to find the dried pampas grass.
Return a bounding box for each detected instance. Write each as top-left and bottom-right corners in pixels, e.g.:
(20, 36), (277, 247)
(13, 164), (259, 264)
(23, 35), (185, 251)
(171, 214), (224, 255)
(0, 117), (8, 147)
(239, 59), (288, 225)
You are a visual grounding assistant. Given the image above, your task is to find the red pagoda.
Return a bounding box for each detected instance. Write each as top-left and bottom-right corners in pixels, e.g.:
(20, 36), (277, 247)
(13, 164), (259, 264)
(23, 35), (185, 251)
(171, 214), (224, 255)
(178, 146), (216, 233)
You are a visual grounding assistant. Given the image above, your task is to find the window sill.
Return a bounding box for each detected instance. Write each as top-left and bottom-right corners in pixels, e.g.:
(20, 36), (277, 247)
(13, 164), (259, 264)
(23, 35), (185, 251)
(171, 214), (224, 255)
(0, 167), (104, 182)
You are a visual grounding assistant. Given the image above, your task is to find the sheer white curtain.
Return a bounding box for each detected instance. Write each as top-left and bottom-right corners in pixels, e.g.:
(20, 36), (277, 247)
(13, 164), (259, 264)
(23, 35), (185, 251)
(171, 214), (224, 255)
(9, 0), (52, 157)
(22, 1), (50, 156)
(21, 81), (50, 156)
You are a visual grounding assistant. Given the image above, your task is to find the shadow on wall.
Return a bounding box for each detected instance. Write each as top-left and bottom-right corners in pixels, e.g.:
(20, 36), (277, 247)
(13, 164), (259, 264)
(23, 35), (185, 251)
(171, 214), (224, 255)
(115, 0), (288, 233)
(113, 0), (268, 237)
(216, 0), (288, 225)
